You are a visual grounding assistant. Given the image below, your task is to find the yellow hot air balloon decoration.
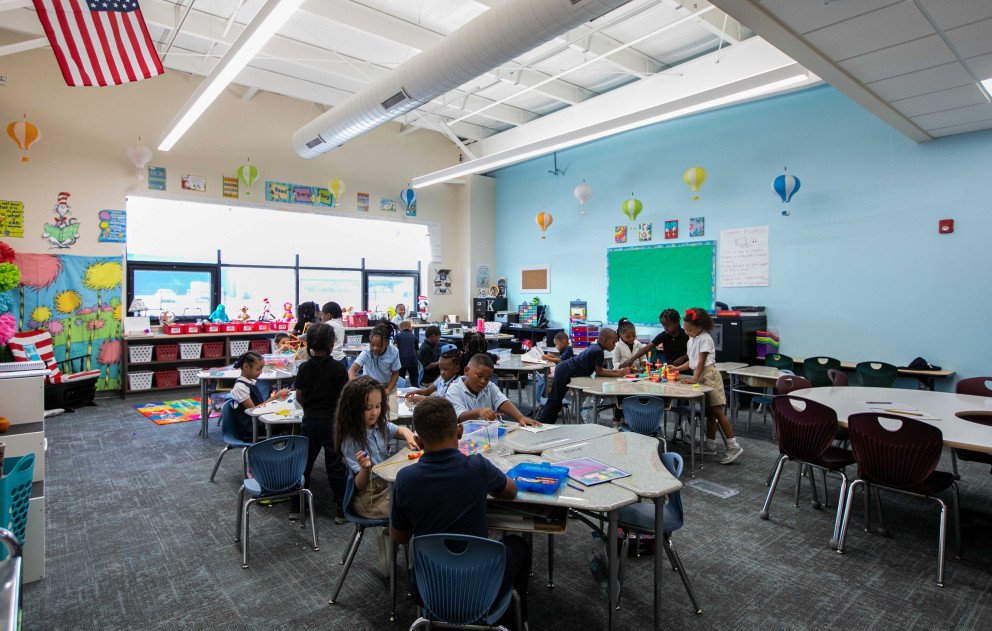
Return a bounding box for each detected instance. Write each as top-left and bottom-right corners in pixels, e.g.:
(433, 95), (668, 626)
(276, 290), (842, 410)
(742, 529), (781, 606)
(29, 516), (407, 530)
(535, 211), (553, 239)
(683, 166), (707, 200)
(7, 114), (40, 163)
(329, 179), (345, 206)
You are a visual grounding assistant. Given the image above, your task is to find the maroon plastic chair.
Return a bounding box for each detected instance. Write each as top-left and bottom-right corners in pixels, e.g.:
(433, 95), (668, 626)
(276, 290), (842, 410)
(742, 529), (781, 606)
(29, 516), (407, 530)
(761, 396), (855, 548)
(837, 413), (961, 586)
(951, 378), (992, 477)
(828, 369), (848, 387)
(775, 374), (811, 395)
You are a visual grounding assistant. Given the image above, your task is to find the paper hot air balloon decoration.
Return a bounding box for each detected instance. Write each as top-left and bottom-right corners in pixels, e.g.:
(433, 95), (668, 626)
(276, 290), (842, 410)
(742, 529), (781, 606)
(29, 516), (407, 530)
(126, 143), (152, 181)
(535, 211), (553, 239)
(237, 162), (259, 196)
(7, 115), (40, 163)
(683, 166), (707, 200)
(400, 187), (416, 210)
(329, 179), (345, 206)
(621, 196), (642, 221)
(574, 181), (592, 215)
(773, 169), (801, 216)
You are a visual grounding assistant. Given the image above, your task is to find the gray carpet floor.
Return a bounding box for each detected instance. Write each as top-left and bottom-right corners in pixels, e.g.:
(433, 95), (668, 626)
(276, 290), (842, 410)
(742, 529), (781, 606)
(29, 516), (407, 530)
(22, 392), (992, 630)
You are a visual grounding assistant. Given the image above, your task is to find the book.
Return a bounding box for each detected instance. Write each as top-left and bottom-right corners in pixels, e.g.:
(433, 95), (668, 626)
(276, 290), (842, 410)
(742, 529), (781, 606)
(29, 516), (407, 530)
(555, 456), (630, 486)
(520, 347), (546, 364)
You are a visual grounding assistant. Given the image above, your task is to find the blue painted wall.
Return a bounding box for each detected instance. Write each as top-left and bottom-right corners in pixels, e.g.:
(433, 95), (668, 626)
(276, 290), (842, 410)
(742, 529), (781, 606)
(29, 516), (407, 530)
(494, 85), (992, 389)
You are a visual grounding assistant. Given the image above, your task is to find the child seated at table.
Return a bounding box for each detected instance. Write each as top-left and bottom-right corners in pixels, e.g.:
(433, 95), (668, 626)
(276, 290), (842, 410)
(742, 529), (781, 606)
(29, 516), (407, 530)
(229, 351), (289, 442)
(541, 331), (574, 364)
(445, 353), (540, 426)
(390, 396), (531, 631)
(418, 325), (443, 384)
(537, 329), (629, 424)
(273, 332), (295, 354)
(394, 320), (420, 387)
(406, 349), (461, 403)
(459, 331), (498, 372)
(348, 321), (401, 393)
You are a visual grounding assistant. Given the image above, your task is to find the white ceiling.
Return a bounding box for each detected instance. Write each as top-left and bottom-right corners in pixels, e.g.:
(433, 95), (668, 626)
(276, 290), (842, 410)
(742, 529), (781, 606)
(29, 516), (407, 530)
(0, 0), (754, 143)
(710, 0), (992, 140)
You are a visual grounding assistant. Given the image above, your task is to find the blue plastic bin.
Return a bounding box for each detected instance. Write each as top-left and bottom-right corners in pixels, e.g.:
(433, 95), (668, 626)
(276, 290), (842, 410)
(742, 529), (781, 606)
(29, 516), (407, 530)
(0, 453), (34, 561)
(505, 462), (568, 494)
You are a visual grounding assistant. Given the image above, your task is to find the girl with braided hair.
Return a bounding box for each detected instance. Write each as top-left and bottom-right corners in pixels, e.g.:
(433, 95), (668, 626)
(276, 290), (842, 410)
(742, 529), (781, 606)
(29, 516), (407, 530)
(348, 320), (401, 393)
(618, 308), (689, 369)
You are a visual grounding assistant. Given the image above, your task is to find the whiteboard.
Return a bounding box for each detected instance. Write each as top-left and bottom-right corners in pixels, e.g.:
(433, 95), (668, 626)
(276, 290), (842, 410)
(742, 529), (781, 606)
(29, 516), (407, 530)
(719, 226), (769, 287)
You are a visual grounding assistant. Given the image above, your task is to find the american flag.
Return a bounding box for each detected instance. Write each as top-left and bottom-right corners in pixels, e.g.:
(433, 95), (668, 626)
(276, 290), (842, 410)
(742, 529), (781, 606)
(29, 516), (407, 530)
(32, 0), (164, 87)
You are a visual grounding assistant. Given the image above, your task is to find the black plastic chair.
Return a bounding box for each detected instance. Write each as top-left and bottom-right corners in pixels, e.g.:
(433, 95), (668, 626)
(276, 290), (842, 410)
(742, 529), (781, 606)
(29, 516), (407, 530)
(951, 378), (992, 478)
(828, 369), (849, 387)
(837, 413), (961, 586)
(856, 361), (898, 388)
(803, 357), (841, 387)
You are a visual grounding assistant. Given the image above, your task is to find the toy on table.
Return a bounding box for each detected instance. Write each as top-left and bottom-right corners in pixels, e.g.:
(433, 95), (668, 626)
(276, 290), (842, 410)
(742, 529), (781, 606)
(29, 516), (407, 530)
(259, 298), (274, 321)
(236, 305), (251, 323)
(458, 439), (492, 456)
(417, 295), (430, 322)
(209, 304), (230, 323)
(407, 451), (423, 460)
(160, 310), (175, 327)
(282, 301), (294, 322)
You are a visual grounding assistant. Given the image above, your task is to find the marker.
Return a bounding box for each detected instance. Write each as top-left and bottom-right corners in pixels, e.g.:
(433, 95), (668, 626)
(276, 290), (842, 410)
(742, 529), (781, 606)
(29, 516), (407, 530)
(866, 401), (892, 405)
(557, 442), (589, 453)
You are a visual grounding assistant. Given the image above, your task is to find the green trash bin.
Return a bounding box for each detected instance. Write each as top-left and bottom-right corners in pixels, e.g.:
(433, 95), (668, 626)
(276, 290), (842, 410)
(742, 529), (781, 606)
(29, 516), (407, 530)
(0, 454), (34, 562)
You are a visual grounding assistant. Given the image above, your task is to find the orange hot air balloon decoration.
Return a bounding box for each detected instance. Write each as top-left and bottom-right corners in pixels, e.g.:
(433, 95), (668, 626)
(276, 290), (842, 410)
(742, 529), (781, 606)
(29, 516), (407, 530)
(7, 114), (40, 163)
(535, 211), (553, 239)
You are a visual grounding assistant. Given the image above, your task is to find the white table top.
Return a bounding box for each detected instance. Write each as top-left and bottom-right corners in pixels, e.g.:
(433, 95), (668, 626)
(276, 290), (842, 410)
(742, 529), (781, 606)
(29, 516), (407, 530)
(568, 376), (710, 399)
(197, 365), (298, 381)
(716, 362), (748, 372)
(503, 423), (615, 454)
(726, 365), (782, 380)
(494, 356), (553, 371)
(543, 432), (683, 498)
(792, 386), (992, 454)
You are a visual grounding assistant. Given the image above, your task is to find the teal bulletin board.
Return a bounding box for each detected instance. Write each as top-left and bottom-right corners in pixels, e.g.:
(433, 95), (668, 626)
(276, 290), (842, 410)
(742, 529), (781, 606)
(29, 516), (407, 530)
(607, 241), (715, 325)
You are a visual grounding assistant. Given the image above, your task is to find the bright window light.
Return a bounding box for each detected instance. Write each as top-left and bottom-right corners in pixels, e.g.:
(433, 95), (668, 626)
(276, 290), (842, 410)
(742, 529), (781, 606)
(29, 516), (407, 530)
(981, 78), (992, 93)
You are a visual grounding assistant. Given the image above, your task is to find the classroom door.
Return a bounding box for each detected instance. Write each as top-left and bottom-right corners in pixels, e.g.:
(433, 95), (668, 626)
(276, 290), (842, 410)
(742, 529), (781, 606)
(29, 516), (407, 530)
(366, 273), (418, 317)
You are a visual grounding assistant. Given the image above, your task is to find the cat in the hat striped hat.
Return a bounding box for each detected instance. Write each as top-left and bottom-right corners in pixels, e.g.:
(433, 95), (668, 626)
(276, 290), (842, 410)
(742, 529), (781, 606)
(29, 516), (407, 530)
(53, 191), (77, 228)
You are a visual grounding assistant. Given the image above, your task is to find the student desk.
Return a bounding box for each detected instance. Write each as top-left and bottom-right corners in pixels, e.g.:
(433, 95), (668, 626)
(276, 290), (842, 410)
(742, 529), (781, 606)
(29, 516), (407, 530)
(196, 365), (298, 439)
(247, 399), (300, 442)
(493, 356), (552, 408)
(726, 365), (783, 424)
(791, 387), (992, 453)
(789, 357), (955, 391)
(374, 445), (643, 631)
(503, 423), (615, 454)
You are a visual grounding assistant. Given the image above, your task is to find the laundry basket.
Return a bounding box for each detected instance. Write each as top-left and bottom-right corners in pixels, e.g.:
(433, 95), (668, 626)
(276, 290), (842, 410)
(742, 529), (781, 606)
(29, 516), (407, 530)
(0, 453), (34, 560)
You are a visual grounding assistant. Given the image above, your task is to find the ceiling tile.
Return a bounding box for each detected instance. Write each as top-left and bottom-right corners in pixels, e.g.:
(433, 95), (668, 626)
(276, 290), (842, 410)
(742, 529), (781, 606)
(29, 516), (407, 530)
(927, 118), (992, 136)
(868, 61), (974, 100)
(806, 2), (935, 60)
(966, 52), (992, 79)
(917, 0), (992, 31)
(757, 0), (900, 34)
(840, 35), (954, 84)
(912, 102), (992, 130)
(945, 18), (992, 59)
(890, 84), (988, 117)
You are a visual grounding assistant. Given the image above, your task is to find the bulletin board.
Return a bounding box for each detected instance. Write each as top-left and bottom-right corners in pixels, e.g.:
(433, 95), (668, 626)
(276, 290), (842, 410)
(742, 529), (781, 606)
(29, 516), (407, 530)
(521, 266), (550, 293)
(607, 241), (715, 325)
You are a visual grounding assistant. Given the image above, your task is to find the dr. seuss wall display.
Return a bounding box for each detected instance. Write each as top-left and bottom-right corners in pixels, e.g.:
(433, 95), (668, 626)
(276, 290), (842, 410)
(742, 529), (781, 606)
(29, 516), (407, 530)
(43, 192), (80, 249)
(97, 210), (126, 243)
(0, 200), (25, 238)
(265, 181), (334, 207)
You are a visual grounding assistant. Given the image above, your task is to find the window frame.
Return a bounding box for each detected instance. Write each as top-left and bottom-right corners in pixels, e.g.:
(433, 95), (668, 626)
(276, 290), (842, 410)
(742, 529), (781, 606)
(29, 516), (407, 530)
(127, 261), (219, 323)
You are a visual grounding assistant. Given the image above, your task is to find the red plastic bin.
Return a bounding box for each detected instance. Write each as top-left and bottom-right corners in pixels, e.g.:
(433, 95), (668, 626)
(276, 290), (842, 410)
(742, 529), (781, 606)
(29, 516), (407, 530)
(155, 344), (179, 361)
(202, 341), (225, 358)
(153, 369), (179, 388)
(249, 339), (272, 354)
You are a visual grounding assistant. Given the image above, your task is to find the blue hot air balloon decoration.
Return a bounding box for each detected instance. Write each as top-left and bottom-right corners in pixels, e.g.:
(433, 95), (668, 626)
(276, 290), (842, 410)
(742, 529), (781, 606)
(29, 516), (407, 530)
(400, 187), (416, 212)
(772, 168), (801, 216)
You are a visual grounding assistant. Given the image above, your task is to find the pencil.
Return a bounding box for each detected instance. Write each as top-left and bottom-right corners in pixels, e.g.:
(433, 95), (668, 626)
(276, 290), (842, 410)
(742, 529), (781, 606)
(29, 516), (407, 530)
(567, 483), (585, 492)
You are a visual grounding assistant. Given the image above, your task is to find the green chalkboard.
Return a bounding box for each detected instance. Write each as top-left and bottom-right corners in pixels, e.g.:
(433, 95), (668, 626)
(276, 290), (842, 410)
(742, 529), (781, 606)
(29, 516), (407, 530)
(607, 241), (715, 325)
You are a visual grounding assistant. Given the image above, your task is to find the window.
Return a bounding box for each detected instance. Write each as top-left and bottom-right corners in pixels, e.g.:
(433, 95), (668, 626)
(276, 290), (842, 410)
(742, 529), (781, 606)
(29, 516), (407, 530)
(367, 273), (418, 315)
(129, 266), (215, 316)
(220, 267), (295, 317)
(299, 269), (363, 312)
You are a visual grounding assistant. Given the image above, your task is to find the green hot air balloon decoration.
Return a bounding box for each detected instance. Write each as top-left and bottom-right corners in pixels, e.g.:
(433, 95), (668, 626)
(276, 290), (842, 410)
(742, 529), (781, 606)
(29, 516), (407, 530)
(621, 195), (642, 221)
(237, 162), (259, 196)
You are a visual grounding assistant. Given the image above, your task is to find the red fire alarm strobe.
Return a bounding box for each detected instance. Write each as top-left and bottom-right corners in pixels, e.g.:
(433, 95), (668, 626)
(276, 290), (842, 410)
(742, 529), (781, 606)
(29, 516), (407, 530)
(939, 219), (954, 234)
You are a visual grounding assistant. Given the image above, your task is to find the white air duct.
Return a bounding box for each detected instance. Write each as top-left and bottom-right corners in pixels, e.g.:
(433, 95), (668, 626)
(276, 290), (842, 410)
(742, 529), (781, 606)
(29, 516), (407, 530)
(291, 0), (633, 158)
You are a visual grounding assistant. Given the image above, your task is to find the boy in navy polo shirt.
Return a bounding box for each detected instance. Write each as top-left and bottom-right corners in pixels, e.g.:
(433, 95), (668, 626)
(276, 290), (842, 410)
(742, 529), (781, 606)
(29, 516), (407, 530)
(537, 328), (629, 424)
(390, 397), (531, 629)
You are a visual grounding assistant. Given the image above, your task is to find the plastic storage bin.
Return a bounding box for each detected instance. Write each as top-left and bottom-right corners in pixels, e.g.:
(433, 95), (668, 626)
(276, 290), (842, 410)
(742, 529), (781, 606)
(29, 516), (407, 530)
(271, 321), (289, 331)
(179, 342), (202, 359)
(229, 340), (250, 357)
(154, 369), (180, 389)
(484, 321), (502, 335)
(178, 366), (201, 386)
(161, 323), (183, 335)
(128, 371), (154, 391)
(0, 453), (35, 559)
(154, 344), (179, 361)
(504, 462), (568, 494)
(202, 341), (224, 358)
(128, 344), (153, 364)
(249, 339), (272, 354)
(458, 421), (502, 456)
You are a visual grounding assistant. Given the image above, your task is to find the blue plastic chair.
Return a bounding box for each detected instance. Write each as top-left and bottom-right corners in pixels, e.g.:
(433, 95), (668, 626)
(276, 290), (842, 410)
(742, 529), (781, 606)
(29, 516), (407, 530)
(616, 452), (701, 615)
(234, 436), (318, 568)
(409, 534), (522, 631)
(209, 401), (252, 482)
(330, 469), (402, 621)
(620, 397), (667, 452)
(440, 343), (457, 353)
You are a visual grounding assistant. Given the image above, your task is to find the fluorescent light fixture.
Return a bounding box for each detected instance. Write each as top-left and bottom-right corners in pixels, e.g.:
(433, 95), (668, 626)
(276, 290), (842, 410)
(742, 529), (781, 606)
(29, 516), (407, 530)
(981, 78), (992, 94)
(413, 71), (810, 188)
(157, 0), (304, 151)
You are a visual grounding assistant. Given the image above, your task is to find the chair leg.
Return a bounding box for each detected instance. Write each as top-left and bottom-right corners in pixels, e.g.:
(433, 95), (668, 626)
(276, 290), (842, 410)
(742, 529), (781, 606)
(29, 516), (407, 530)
(408, 618), (431, 630)
(863, 483), (872, 533)
(511, 589), (524, 631)
(830, 471), (848, 549)
(951, 482), (962, 560)
(330, 525), (366, 604)
(241, 498), (255, 569)
(241, 447), (248, 479)
(793, 462), (803, 507)
(759, 455), (788, 519)
(665, 537), (702, 615)
(837, 479), (863, 554)
(341, 525), (359, 565)
(234, 485), (246, 542)
(935, 497), (948, 587)
(547, 534), (555, 588)
(951, 449), (961, 480)
(388, 535), (397, 621)
(873, 488), (888, 536)
(209, 446), (231, 482)
(820, 469), (831, 509)
(808, 465), (822, 510)
(303, 489), (319, 551)
(617, 529), (630, 608)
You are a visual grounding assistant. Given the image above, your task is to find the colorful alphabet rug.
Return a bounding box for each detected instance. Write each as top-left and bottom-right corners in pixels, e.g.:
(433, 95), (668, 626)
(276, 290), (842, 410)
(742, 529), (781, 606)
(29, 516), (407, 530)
(133, 398), (217, 425)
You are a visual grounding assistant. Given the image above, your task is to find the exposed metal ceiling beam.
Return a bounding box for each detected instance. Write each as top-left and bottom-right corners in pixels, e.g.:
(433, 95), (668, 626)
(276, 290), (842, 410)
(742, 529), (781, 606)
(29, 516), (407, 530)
(0, 36), (47, 57)
(672, 0), (742, 44)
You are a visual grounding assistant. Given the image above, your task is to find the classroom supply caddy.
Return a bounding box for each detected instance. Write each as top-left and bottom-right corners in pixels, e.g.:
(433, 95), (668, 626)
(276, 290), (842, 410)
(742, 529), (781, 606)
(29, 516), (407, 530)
(179, 342), (202, 360)
(459, 421), (503, 456)
(128, 344), (153, 364)
(505, 462), (568, 494)
(230, 340), (250, 357)
(571, 321), (601, 349)
(344, 312), (369, 327)
(177, 366), (201, 386)
(249, 339), (272, 354)
(154, 344), (179, 362)
(756, 331), (779, 359)
(153, 370), (179, 389)
(202, 341), (225, 358)
(128, 371), (154, 391)
(0, 454), (35, 560)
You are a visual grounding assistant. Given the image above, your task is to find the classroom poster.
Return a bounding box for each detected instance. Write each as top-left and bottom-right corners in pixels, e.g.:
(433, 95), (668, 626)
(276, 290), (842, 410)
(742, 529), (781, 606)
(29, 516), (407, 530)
(357, 192), (369, 212)
(432, 264), (453, 295)
(147, 166), (166, 190)
(664, 219), (678, 239)
(638, 223), (652, 241)
(2, 254), (123, 390)
(97, 210), (126, 243)
(222, 176), (239, 199)
(264, 181), (334, 208)
(614, 225), (627, 243)
(719, 225), (769, 287)
(380, 198), (396, 212)
(0, 200), (25, 237)
(689, 216), (705, 237)
(476, 264), (489, 288)
(181, 174), (207, 192)
(405, 199), (417, 216)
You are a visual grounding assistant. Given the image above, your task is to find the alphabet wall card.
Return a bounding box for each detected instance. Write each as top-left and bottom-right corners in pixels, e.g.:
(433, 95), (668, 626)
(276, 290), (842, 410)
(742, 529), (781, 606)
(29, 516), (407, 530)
(614, 225), (627, 243)
(664, 219), (678, 239)
(357, 192), (369, 212)
(181, 174), (206, 192)
(148, 166), (166, 190)
(0, 200), (25, 238)
(42, 192), (80, 249)
(97, 210), (126, 243)
(689, 216), (705, 237)
(637, 223), (652, 241)
(222, 176), (239, 199)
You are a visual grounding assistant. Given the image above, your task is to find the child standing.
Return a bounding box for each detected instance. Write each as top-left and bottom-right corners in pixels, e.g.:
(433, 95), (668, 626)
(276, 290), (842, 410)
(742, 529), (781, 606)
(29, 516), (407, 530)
(320, 301), (348, 365)
(292, 323), (350, 521)
(293, 301), (320, 337)
(673, 308), (743, 464)
(537, 329), (629, 424)
(348, 321), (401, 393)
(391, 303), (408, 325)
(405, 349), (461, 403)
(394, 320), (420, 386)
(541, 331), (574, 364)
(418, 325), (443, 384)
(228, 351), (289, 442)
(618, 308), (689, 369)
